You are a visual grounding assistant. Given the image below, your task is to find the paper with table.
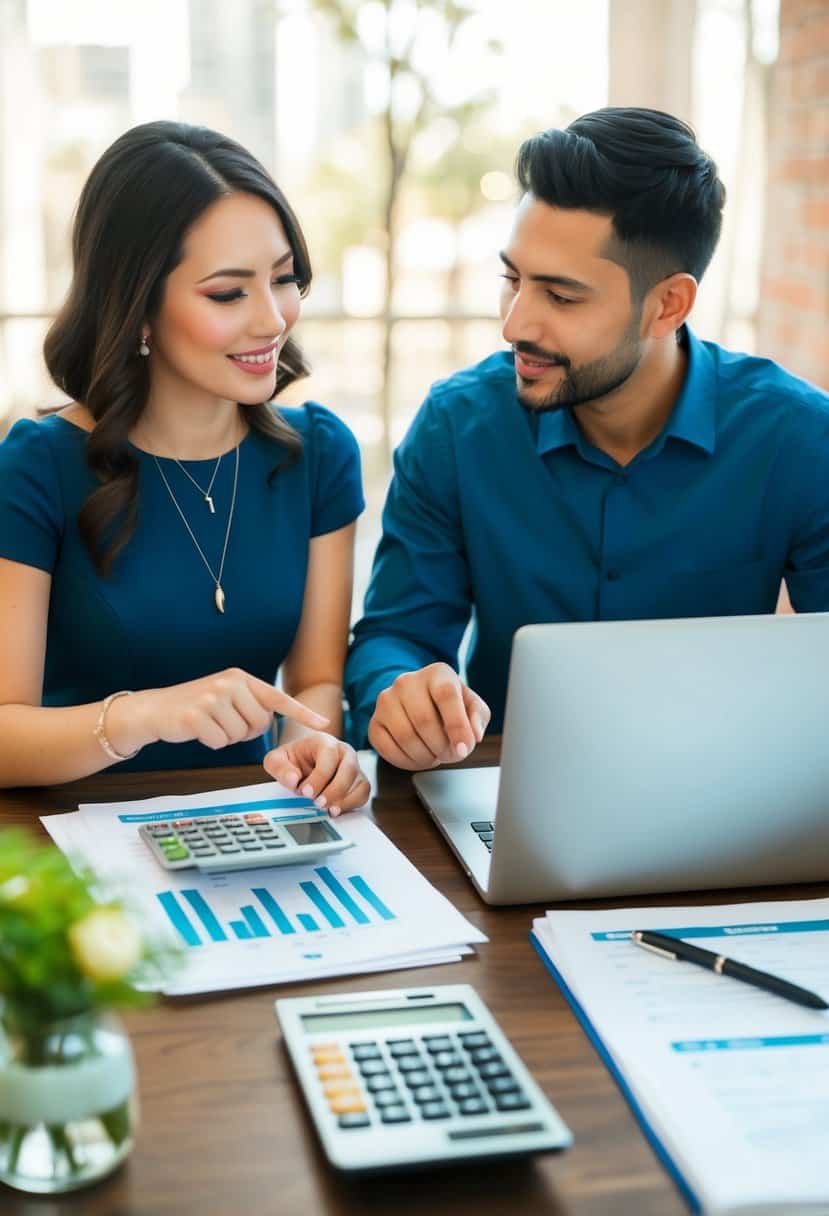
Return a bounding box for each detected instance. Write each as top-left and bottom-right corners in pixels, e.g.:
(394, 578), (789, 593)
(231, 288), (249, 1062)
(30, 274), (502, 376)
(532, 899), (829, 1216)
(42, 781), (486, 996)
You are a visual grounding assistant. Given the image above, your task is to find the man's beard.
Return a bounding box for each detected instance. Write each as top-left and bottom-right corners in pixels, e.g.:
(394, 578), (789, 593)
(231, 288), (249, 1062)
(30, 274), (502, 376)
(515, 320), (643, 413)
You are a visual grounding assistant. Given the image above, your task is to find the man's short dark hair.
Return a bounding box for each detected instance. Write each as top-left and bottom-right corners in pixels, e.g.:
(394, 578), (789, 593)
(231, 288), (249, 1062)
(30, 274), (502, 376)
(515, 107), (726, 301)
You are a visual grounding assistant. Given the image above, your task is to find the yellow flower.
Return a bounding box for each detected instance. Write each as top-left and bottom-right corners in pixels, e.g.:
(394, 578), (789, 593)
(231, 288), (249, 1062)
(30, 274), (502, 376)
(68, 908), (143, 982)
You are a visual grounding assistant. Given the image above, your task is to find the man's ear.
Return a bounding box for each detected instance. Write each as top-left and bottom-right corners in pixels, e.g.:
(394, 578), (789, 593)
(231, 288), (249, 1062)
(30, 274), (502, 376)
(641, 273), (697, 339)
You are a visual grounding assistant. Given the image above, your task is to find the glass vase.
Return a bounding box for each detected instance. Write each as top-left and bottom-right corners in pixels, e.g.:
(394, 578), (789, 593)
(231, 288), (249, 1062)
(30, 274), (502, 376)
(0, 1009), (137, 1194)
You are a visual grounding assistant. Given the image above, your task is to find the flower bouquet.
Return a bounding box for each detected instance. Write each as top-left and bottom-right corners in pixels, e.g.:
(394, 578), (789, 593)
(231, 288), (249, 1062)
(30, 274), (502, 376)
(0, 827), (174, 1194)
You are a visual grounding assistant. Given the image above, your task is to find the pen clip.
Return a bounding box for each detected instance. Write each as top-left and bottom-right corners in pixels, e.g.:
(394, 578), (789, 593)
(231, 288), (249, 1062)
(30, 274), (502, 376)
(631, 931), (679, 961)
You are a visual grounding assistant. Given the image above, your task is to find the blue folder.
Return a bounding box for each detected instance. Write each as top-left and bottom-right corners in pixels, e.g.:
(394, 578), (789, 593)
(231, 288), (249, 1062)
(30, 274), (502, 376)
(530, 930), (701, 1215)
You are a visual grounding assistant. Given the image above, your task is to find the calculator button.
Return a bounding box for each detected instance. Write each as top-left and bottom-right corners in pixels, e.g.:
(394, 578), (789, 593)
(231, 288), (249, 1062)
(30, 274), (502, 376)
(420, 1102), (450, 1120)
(372, 1089), (403, 1108)
(443, 1067), (472, 1085)
(468, 1046), (501, 1065)
(323, 1081), (362, 1099)
(350, 1043), (382, 1061)
(410, 1086), (442, 1104)
(396, 1056), (427, 1073)
(478, 1061), (510, 1080)
(458, 1097), (489, 1116)
(358, 1060), (389, 1077)
(484, 842), (492, 851)
(478, 832), (494, 843)
(379, 1105), (411, 1124)
(242, 844), (265, 852)
(218, 845), (242, 854)
(337, 1112), (371, 1130)
(388, 1039), (418, 1057)
(423, 1037), (453, 1053)
(318, 1064), (353, 1081)
(449, 1081), (480, 1101)
(470, 822), (494, 832)
(494, 1093), (532, 1112)
(312, 1046), (344, 1064)
(192, 847), (217, 857)
(432, 1051), (462, 1069)
(458, 1032), (491, 1048)
(329, 1095), (367, 1115)
(162, 846), (190, 861)
(150, 823), (172, 831)
(365, 1075), (397, 1093)
(401, 1070), (432, 1089)
(488, 1076), (521, 1095)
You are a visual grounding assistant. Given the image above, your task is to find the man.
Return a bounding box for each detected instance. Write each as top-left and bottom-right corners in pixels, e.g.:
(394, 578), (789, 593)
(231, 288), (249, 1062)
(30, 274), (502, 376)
(345, 107), (829, 771)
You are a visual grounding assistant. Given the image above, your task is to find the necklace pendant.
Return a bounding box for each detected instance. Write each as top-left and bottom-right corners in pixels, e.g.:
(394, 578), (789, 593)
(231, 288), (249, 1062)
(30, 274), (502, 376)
(205, 494), (215, 514)
(214, 585), (225, 614)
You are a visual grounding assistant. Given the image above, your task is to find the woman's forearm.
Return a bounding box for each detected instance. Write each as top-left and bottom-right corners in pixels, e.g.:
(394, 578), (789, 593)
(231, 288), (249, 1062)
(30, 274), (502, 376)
(278, 681), (344, 744)
(0, 694), (154, 787)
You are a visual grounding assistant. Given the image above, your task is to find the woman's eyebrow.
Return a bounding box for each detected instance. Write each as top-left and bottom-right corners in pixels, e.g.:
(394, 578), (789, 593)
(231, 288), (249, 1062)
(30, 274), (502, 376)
(197, 250), (294, 283)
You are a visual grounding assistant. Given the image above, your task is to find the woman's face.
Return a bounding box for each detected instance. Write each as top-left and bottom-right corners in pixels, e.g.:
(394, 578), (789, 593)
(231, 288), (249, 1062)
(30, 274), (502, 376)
(147, 191), (302, 407)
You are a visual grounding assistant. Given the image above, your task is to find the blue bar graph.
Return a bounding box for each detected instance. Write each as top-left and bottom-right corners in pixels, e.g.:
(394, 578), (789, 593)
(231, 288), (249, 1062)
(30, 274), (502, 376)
(301, 881), (346, 928)
(252, 888), (296, 935)
(349, 875), (395, 921)
(158, 871), (396, 947)
(241, 905), (270, 938)
(157, 891), (201, 946)
(315, 867), (371, 925)
(181, 889), (228, 942)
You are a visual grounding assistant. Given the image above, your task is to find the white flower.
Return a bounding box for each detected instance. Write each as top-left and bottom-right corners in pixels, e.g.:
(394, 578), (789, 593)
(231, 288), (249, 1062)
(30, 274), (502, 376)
(68, 907), (143, 982)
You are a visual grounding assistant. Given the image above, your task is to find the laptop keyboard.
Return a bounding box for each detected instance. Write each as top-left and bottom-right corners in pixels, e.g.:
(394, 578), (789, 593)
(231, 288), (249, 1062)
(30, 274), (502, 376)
(471, 821), (494, 851)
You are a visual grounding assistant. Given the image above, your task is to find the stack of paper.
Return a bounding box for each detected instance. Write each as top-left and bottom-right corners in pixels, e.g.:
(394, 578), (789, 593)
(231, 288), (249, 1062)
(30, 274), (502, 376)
(42, 781), (486, 996)
(532, 901), (829, 1215)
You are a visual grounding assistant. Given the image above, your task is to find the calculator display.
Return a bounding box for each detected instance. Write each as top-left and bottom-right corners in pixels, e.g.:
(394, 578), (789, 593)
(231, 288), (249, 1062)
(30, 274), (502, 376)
(300, 1003), (473, 1033)
(285, 820), (338, 845)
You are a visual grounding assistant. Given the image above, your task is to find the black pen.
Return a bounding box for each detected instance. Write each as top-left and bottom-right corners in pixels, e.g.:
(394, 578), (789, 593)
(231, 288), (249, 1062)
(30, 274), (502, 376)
(631, 930), (829, 1011)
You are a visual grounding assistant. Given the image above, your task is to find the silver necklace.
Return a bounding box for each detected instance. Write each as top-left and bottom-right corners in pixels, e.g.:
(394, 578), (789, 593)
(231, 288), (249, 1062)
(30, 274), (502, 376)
(153, 444), (240, 613)
(172, 454), (222, 513)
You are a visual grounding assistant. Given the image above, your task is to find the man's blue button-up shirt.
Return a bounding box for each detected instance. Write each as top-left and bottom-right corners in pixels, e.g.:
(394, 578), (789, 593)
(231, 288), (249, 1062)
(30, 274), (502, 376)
(346, 328), (829, 745)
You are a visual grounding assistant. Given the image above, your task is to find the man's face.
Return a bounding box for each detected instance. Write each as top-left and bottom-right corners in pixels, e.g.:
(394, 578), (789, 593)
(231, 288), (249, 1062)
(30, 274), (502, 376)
(499, 195), (644, 413)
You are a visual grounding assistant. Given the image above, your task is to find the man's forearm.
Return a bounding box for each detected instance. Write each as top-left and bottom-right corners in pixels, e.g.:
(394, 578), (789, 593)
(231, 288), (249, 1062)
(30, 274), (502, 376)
(345, 635), (454, 747)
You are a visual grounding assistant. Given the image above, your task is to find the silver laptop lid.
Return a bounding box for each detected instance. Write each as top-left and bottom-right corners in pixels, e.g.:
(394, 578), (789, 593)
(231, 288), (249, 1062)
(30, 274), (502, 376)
(485, 613), (829, 903)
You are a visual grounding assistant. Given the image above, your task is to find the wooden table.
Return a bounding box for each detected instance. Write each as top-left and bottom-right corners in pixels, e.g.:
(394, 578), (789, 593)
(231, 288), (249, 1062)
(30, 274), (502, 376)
(2, 741), (825, 1216)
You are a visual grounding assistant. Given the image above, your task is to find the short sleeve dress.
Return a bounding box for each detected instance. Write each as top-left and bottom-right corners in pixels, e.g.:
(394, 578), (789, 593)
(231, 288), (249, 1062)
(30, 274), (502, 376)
(0, 403), (364, 770)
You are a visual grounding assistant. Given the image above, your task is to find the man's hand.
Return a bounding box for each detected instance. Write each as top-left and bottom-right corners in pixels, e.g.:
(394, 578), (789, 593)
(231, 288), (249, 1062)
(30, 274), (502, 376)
(367, 663), (490, 770)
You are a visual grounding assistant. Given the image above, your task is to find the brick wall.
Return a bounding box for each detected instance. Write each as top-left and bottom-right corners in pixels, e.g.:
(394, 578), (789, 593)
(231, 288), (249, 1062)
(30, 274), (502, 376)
(757, 0), (829, 390)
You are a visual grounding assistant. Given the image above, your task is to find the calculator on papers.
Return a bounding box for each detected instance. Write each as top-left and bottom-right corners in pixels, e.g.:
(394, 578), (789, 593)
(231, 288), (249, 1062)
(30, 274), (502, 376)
(275, 984), (572, 1172)
(139, 809), (353, 873)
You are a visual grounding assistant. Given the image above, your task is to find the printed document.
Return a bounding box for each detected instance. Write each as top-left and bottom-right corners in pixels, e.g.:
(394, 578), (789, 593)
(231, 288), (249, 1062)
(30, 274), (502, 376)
(533, 899), (829, 1215)
(43, 781), (486, 995)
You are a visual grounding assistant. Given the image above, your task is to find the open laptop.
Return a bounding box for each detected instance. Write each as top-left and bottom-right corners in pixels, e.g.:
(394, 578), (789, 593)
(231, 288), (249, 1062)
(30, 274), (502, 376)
(413, 614), (829, 905)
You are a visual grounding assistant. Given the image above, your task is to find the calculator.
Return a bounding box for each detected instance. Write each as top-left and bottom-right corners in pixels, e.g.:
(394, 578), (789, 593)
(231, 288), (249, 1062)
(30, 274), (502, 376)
(139, 809), (353, 873)
(275, 983), (572, 1171)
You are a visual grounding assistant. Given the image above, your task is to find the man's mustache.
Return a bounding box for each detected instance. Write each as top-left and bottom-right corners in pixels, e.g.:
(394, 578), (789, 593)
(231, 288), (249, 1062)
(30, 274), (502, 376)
(513, 343), (571, 370)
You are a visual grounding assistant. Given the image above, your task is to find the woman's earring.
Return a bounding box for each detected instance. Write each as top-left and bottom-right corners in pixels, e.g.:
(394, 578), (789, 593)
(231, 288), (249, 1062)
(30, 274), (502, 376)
(138, 335), (150, 357)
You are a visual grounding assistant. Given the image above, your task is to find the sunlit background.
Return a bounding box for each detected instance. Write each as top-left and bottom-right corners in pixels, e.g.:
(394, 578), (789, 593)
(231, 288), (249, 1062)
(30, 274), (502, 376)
(2, 0), (825, 601)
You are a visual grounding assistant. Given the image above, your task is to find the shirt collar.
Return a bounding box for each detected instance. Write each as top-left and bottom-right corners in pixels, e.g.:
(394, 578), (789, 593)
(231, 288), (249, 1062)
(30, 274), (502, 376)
(534, 326), (718, 459)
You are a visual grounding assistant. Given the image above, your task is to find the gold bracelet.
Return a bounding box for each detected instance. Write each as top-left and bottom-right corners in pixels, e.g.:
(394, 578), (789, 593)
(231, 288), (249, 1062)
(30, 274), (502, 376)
(93, 690), (140, 762)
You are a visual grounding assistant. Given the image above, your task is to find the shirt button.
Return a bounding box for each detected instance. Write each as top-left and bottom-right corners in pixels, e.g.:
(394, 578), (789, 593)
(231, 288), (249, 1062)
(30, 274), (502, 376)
(606, 569), (621, 582)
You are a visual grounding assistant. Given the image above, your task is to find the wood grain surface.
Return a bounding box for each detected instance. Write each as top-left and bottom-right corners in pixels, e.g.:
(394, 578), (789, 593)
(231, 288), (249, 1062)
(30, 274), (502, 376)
(2, 741), (825, 1216)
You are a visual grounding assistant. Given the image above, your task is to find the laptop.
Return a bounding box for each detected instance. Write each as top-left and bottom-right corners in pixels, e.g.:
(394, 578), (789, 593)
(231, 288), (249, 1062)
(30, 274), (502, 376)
(413, 614), (829, 905)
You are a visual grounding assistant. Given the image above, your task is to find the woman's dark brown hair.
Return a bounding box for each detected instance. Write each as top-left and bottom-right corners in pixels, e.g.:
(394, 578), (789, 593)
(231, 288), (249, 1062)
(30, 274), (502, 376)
(44, 121), (312, 575)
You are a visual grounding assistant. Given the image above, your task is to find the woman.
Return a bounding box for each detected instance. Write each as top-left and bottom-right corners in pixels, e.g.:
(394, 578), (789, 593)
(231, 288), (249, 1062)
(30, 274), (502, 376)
(0, 121), (370, 812)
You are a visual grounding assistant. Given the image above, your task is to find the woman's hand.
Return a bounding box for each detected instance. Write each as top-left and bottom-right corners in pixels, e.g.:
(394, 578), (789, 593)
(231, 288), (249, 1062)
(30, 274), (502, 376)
(108, 668), (328, 755)
(263, 733), (371, 815)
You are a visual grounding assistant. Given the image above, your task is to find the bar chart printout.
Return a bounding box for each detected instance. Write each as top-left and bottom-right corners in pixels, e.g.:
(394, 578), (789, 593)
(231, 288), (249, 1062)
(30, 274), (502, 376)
(157, 866), (396, 947)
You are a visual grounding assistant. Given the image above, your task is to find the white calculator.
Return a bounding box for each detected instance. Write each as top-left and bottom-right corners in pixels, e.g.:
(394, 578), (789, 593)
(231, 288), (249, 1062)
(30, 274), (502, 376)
(139, 809), (353, 873)
(275, 983), (572, 1171)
